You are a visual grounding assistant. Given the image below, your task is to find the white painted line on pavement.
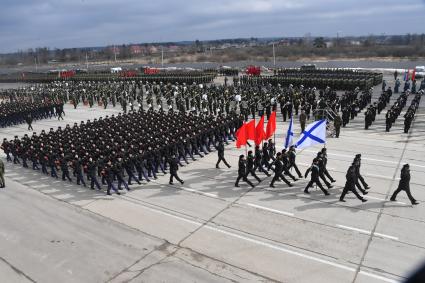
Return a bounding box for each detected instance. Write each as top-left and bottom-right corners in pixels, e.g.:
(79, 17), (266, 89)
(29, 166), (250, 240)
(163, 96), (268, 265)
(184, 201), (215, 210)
(364, 195), (406, 205)
(337, 224), (371, 235)
(373, 233), (399, 241)
(337, 225), (399, 241)
(359, 271), (399, 283)
(365, 173), (395, 180)
(245, 203), (295, 217)
(180, 187), (219, 199)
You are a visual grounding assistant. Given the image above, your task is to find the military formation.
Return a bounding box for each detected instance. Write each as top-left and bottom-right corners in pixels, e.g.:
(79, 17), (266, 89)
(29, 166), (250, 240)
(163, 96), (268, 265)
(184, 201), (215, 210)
(240, 68), (382, 91)
(0, 67), (421, 205)
(0, 86), (66, 128)
(1, 108), (241, 195)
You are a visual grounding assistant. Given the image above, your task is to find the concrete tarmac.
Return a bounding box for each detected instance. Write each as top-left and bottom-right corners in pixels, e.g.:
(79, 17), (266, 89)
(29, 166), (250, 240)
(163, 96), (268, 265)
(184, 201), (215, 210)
(0, 77), (424, 283)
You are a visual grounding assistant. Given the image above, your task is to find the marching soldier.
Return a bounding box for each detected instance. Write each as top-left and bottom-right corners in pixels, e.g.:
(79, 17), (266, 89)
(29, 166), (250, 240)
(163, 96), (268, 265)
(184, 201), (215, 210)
(0, 159), (5, 188)
(169, 155), (184, 185)
(353, 154), (370, 192)
(215, 140), (231, 169)
(247, 151), (261, 183)
(390, 164), (418, 205)
(235, 155), (254, 188)
(334, 114), (342, 138)
(304, 158), (329, 195)
(269, 152), (293, 188)
(299, 110), (307, 133)
(339, 163), (367, 202)
(287, 145), (302, 178)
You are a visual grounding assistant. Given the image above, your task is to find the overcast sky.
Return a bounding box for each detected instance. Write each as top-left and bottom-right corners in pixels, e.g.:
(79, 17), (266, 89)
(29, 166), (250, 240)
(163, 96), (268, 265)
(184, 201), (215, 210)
(1, 0), (424, 53)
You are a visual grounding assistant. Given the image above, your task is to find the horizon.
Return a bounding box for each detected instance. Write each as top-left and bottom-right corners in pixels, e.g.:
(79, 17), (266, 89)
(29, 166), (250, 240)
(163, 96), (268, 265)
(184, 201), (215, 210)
(1, 33), (424, 55)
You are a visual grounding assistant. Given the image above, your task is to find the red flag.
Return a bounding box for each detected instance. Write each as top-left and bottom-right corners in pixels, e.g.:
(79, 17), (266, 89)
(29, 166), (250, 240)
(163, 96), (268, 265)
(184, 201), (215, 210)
(246, 119), (256, 140)
(255, 115), (265, 145)
(236, 123), (247, 148)
(412, 69), (416, 81)
(265, 111), (276, 139)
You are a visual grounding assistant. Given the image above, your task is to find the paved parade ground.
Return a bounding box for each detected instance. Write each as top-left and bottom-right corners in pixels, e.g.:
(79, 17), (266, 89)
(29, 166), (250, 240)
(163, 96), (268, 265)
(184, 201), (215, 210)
(1, 77), (425, 283)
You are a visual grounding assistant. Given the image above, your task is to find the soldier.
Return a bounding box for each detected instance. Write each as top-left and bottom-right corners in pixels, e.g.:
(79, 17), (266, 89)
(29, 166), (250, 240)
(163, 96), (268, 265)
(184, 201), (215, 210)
(320, 148), (336, 183)
(74, 155), (86, 187)
(342, 107), (350, 127)
(299, 110), (307, 133)
(124, 155), (141, 185)
(169, 155), (184, 185)
(48, 151), (58, 179)
(247, 150), (261, 183)
(215, 140), (231, 169)
(364, 107), (371, 130)
(304, 158), (329, 195)
(353, 154), (370, 192)
(287, 145), (302, 178)
(404, 110), (414, 133)
(385, 110), (392, 132)
(0, 158), (4, 188)
(269, 152), (293, 188)
(394, 78), (400, 93)
(60, 154), (72, 182)
(390, 164), (418, 205)
(114, 159), (130, 191)
(254, 145), (270, 177)
(25, 114), (33, 131)
(104, 162), (120, 196)
(87, 158), (101, 190)
(1, 138), (12, 162)
(235, 155), (254, 188)
(334, 114), (342, 138)
(339, 163), (367, 202)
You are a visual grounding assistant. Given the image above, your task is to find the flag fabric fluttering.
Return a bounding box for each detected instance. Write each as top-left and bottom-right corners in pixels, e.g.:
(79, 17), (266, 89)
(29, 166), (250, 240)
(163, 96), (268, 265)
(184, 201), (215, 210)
(265, 111), (276, 139)
(255, 115), (265, 145)
(412, 69), (416, 81)
(295, 119), (326, 149)
(235, 123), (247, 148)
(404, 70), (409, 81)
(284, 114), (294, 149)
(246, 119), (256, 140)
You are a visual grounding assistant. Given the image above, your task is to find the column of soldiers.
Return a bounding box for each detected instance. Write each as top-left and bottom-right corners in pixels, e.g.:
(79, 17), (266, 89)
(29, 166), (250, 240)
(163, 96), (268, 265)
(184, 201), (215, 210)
(385, 92), (408, 132)
(3, 108), (242, 195)
(403, 92), (422, 133)
(0, 86), (66, 128)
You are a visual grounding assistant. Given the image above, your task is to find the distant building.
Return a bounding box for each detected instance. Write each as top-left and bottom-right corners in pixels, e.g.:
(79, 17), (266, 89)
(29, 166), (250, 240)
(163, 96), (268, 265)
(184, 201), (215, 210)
(148, 46), (158, 53)
(350, 40), (361, 46)
(278, 40), (291, 46)
(130, 45), (142, 55)
(168, 45), (180, 52)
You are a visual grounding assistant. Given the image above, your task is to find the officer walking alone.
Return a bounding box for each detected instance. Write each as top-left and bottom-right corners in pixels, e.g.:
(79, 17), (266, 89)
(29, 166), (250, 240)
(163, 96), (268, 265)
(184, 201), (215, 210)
(215, 140), (231, 169)
(390, 164), (418, 205)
